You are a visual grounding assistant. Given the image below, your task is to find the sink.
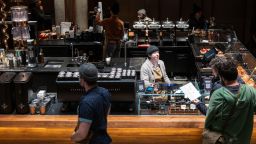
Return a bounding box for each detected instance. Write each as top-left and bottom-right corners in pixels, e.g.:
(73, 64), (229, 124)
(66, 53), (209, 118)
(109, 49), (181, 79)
(44, 64), (62, 68)
(44, 60), (64, 68)
(66, 63), (80, 67)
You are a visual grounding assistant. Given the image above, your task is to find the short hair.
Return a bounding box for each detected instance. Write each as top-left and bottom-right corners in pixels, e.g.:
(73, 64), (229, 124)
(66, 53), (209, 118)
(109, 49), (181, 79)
(217, 56), (238, 81)
(79, 63), (98, 86)
(111, 2), (120, 15)
(214, 43), (226, 52)
(209, 55), (227, 71)
(138, 9), (146, 15)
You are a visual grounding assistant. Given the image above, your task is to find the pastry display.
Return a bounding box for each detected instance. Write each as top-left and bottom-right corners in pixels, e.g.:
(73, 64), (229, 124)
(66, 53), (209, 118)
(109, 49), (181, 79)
(200, 47), (210, 54)
(237, 66), (256, 87)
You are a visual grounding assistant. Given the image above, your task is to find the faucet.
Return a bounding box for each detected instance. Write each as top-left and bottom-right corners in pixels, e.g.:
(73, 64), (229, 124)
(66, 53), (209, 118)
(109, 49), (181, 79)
(70, 43), (74, 61)
(74, 48), (79, 57)
(124, 40), (135, 67)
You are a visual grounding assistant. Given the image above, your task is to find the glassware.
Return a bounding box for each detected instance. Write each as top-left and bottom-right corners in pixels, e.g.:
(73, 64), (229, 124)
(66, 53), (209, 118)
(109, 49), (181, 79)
(40, 103), (46, 115)
(29, 103), (36, 114)
(52, 25), (56, 33)
(21, 27), (30, 39)
(12, 27), (22, 40)
(226, 35), (232, 43)
(6, 53), (14, 68)
(0, 49), (5, 66)
(11, 6), (28, 22)
(12, 26), (30, 40)
(208, 30), (214, 42)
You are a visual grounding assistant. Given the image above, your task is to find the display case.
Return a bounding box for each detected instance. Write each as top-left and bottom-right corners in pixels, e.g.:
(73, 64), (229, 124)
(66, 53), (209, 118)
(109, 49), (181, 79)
(190, 29), (251, 73)
(137, 92), (201, 115)
(136, 83), (201, 115)
(189, 28), (256, 88)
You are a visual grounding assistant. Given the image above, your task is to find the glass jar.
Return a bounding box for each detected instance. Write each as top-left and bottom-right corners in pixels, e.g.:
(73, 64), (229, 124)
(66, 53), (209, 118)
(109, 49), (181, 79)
(11, 6), (28, 22)
(12, 27), (22, 40)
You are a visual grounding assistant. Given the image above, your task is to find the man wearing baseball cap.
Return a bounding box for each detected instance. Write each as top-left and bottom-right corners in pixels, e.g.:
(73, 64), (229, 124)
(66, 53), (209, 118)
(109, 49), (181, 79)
(140, 45), (171, 87)
(71, 63), (112, 144)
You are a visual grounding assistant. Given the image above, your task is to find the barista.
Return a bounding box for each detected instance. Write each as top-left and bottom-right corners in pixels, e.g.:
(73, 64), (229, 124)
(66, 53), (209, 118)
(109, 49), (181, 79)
(188, 4), (207, 29)
(29, 0), (51, 31)
(95, 2), (124, 58)
(140, 45), (171, 88)
(137, 9), (152, 22)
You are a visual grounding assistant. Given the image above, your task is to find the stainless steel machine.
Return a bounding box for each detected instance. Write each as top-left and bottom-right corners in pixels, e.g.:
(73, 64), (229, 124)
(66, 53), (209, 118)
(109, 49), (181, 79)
(133, 21), (147, 45)
(148, 19), (161, 46)
(161, 18), (175, 46)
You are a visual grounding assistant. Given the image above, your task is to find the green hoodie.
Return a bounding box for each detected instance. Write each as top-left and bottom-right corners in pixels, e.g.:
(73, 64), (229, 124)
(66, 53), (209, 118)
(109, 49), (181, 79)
(205, 84), (256, 144)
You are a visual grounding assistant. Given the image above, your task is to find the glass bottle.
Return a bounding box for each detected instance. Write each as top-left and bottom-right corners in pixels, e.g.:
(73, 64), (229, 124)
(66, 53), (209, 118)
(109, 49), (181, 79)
(38, 49), (44, 64)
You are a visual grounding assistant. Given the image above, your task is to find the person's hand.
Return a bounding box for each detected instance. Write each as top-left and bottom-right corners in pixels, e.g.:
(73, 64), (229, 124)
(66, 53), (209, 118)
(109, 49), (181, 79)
(152, 83), (159, 92)
(205, 96), (210, 100)
(191, 99), (200, 104)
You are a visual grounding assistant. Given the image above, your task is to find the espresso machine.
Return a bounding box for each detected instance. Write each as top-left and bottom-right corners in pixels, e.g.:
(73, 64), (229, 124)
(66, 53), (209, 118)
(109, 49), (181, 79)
(175, 18), (190, 45)
(147, 19), (161, 46)
(133, 21), (147, 45)
(161, 18), (175, 46)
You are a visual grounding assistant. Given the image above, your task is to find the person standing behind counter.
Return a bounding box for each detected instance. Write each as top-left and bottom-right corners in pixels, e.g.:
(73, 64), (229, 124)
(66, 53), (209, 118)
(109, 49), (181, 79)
(140, 45), (171, 88)
(137, 9), (152, 22)
(29, 0), (52, 31)
(71, 63), (112, 144)
(188, 4), (207, 29)
(95, 2), (124, 58)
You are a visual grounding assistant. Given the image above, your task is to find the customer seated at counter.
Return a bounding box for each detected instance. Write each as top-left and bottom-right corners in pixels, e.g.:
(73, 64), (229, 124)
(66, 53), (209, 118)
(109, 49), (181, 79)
(140, 45), (171, 88)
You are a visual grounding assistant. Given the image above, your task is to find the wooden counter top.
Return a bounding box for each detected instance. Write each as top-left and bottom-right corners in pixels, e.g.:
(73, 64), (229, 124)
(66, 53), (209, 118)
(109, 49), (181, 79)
(0, 115), (206, 128)
(0, 115), (256, 144)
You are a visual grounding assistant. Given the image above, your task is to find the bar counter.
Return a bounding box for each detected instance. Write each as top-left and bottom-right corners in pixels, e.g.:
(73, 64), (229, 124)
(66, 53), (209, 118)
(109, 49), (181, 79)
(1, 115), (256, 143)
(0, 57), (143, 72)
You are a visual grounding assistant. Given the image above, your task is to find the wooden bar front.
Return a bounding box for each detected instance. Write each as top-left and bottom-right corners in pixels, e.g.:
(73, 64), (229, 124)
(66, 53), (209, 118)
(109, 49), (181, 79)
(1, 115), (256, 144)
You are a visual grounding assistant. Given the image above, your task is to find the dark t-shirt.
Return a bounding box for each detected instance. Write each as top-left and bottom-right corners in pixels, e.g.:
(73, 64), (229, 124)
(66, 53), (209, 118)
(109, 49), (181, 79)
(78, 86), (112, 144)
(188, 15), (206, 29)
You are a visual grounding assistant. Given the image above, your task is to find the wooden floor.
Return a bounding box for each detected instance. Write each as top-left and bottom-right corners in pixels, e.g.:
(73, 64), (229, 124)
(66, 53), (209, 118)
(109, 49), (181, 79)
(0, 115), (256, 144)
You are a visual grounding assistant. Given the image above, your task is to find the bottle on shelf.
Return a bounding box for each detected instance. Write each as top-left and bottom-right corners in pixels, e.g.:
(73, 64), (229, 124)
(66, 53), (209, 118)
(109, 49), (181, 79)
(38, 49), (44, 64)
(15, 50), (21, 67)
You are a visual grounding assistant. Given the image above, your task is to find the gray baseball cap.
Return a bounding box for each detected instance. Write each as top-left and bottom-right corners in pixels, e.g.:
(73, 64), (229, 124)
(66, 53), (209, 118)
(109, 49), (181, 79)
(79, 63), (98, 82)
